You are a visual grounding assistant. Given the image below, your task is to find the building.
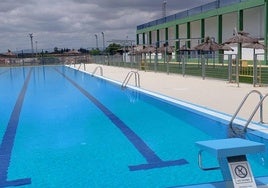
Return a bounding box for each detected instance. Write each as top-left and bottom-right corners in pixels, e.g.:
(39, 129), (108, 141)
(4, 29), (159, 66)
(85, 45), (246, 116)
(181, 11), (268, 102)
(136, 0), (267, 61)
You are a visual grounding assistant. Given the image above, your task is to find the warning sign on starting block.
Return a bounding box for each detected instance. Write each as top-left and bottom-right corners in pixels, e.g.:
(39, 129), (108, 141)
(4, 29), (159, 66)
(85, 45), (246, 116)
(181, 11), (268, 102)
(228, 159), (257, 188)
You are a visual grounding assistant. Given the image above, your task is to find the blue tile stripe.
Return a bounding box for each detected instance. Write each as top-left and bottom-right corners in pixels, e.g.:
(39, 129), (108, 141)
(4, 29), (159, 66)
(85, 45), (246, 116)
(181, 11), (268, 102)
(56, 68), (188, 171)
(0, 68), (32, 186)
(0, 70), (9, 76)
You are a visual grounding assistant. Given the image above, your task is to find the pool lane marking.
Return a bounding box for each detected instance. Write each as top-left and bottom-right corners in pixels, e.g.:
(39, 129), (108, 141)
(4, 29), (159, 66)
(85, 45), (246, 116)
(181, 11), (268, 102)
(0, 68), (32, 186)
(56, 68), (188, 171)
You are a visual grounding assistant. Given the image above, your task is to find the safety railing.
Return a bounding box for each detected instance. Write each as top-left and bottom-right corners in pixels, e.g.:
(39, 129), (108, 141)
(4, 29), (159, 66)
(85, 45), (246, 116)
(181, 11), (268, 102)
(243, 93), (268, 131)
(91, 66), (103, 77)
(121, 71), (140, 88)
(229, 90), (265, 133)
(78, 62), (86, 71)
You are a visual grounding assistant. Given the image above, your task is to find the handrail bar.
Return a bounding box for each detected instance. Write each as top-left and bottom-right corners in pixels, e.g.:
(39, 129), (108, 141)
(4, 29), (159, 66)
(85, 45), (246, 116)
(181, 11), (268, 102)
(91, 66), (103, 77)
(121, 71), (140, 88)
(78, 62), (86, 71)
(229, 90), (263, 130)
(243, 93), (268, 132)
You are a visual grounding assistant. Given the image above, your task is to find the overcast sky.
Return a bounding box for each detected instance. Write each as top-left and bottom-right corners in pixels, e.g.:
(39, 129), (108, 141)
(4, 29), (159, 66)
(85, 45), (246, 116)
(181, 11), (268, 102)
(0, 0), (214, 53)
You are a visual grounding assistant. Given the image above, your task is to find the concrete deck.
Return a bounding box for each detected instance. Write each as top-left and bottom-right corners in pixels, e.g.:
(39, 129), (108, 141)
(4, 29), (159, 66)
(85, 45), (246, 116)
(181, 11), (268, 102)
(81, 63), (268, 122)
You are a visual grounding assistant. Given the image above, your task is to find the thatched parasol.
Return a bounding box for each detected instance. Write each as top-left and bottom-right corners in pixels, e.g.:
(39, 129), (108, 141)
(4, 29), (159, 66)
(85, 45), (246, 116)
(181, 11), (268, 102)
(4, 50), (16, 57)
(194, 36), (223, 51)
(140, 45), (156, 54)
(64, 49), (81, 55)
(177, 45), (193, 52)
(243, 42), (265, 50)
(224, 30), (259, 60)
(224, 31), (258, 44)
(158, 45), (174, 54)
(219, 44), (234, 51)
(128, 45), (144, 55)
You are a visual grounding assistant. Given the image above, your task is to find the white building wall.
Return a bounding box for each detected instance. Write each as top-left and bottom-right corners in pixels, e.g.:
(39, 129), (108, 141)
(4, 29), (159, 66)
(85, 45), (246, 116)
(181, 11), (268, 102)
(179, 24), (187, 38)
(179, 23), (188, 46)
(205, 16), (218, 41)
(138, 34), (143, 45)
(168, 26), (175, 46)
(159, 29), (166, 46)
(222, 12), (237, 42)
(144, 32), (149, 45)
(151, 30), (157, 45)
(190, 20), (201, 47)
(244, 6), (264, 39)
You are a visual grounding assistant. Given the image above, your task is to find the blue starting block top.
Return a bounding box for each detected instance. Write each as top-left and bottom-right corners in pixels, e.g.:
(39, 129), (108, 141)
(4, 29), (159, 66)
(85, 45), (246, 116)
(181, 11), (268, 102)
(196, 138), (265, 158)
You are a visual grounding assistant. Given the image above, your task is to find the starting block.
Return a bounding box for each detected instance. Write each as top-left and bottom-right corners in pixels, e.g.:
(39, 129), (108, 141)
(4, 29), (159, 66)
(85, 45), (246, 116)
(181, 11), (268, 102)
(196, 138), (265, 188)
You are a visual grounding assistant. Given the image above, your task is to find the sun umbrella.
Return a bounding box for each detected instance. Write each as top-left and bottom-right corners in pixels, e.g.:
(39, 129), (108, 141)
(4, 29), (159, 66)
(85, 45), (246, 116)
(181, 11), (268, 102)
(194, 36), (223, 52)
(219, 44), (234, 51)
(158, 45), (174, 54)
(64, 49), (81, 55)
(140, 45), (156, 54)
(128, 45), (143, 55)
(177, 45), (193, 52)
(243, 42), (265, 50)
(224, 31), (258, 44)
(4, 50), (16, 57)
(224, 30), (259, 68)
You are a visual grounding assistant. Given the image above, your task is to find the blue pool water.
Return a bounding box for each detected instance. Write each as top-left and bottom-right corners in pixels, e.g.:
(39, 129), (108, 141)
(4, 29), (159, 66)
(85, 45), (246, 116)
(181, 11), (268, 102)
(0, 65), (268, 187)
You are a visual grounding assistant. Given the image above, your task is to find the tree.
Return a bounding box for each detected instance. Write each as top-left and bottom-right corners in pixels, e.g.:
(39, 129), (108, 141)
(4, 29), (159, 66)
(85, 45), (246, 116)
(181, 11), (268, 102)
(89, 48), (101, 55)
(106, 43), (122, 55)
(78, 48), (89, 53)
(54, 47), (59, 53)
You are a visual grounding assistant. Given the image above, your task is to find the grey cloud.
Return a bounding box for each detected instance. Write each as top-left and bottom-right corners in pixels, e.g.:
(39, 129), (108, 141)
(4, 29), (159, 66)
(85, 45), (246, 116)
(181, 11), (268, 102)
(0, 0), (215, 52)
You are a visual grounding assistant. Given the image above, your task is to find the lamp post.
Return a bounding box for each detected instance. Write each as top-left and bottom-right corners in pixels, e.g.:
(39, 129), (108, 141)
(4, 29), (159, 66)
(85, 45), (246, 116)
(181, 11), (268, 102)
(29, 33), (34, 57)
(101, 32), (105, 51)
(35, 41), (38, 57)
(95, 34), (98, 49)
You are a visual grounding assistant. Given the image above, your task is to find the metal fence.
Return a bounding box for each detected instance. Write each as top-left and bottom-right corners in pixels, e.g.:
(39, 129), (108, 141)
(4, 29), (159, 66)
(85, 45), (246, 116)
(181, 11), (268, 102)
(0, 55), (93, 67)
(92, 53), (268, 87)
(1, 53), (267, 87)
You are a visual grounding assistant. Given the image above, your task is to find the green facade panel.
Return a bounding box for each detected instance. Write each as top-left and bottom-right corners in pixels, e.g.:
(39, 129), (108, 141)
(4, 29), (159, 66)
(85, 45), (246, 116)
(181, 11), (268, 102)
(136, 0), (264, 34)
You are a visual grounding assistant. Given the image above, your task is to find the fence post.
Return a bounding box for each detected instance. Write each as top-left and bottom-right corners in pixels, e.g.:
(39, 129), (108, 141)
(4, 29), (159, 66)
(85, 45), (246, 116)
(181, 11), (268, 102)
(228, 54), (232, 82)
(201, 54), (205, 80)
(166, 60), (170, 74)
(154, 52), (158, 72)
(182, 55), (186, 77)
(236, 57), (239, 87)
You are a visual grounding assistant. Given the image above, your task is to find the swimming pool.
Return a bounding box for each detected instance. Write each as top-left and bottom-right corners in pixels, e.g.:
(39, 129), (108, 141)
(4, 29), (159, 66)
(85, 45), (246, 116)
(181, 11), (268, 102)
(0, 65), (268, 187)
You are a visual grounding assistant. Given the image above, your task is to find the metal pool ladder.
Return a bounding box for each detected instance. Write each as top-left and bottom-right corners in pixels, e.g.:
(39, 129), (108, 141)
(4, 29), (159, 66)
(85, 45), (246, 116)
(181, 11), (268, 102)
(229, 90), (268, 132)
(121, 71), (140, 88)
(91, 66), (103, 77)
(78, 62), (86, 71)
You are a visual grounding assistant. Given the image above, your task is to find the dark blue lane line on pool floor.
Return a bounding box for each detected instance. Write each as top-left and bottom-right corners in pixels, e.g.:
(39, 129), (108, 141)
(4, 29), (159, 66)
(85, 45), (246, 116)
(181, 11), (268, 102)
(0, 68), (32, 187)
(56, 68), (188, 171)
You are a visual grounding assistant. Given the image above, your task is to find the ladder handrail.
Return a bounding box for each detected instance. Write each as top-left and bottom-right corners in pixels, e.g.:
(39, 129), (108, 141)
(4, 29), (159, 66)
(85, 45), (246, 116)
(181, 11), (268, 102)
(121, 71), (140, 88)
(229, 90), (264, 132)
(78, 62), (86, 71)
(91, 66), (103, 77)
(243, 93), (268, 132)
